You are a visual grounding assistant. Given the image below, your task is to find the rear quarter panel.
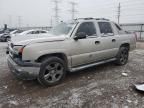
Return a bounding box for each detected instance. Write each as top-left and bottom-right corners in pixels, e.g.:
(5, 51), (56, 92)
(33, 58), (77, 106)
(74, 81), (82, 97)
(115, 33), (136, 51)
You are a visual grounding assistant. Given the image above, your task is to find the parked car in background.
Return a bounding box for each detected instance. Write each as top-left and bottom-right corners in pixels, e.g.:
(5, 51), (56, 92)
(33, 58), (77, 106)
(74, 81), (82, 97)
(9, 29), (49, 41)
(0, 33), (9, 42)
(7, 18), (136, 87)
(10, 30), (24, 37)
(0, 29), (21, 42)
(0, 29), (11, 42)
(7, 29), (49, 54)
(18, 29), (48, 36)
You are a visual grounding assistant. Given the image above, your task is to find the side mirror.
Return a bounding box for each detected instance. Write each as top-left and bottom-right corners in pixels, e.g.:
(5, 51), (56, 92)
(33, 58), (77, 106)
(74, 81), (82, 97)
(74, 32), (87, 40)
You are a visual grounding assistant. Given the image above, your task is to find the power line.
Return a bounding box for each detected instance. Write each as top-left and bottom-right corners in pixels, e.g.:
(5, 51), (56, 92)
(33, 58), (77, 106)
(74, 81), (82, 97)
(121, 14), (144, 17)
(121, 5), (144, 9)
(121, 8), (144, 11)
(52, 0), (60, 24)
(69, 1), (78, 20)
(121, 2), (144, 6)
(118, 0), (143, 3)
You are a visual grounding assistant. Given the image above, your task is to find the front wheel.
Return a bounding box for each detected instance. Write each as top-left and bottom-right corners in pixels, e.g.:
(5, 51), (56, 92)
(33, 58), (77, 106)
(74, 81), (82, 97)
(115, 47), (129, 65)
(38, 57), (66, 87)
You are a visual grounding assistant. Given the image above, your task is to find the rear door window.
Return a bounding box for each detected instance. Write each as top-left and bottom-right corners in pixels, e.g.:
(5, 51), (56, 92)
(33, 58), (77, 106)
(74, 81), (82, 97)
(98, 22), (113, 35)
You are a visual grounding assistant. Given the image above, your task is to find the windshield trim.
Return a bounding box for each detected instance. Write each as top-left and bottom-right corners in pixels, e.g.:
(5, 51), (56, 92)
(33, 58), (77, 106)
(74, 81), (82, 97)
(70, 22), (79, 37)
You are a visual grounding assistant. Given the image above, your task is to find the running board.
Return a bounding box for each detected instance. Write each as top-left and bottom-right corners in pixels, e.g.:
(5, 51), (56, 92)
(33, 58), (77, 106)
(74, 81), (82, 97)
(70, 58), (116, 72)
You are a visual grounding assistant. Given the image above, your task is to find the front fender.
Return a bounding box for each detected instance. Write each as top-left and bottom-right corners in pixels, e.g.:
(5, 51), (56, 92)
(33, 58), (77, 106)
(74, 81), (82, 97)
(23, 48), (68, 61)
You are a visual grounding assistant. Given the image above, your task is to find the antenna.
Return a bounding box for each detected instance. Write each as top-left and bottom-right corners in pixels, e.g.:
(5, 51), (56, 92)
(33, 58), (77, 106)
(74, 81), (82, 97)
(69, 1), (78, 20)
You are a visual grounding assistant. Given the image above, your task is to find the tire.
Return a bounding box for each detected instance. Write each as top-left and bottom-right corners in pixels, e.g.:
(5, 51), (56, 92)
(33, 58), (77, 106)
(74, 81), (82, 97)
(115, 47), (129, 65)
(6, 37), (10, 42)
(38, 57), (67, 87)
(1, 37), (7, 42)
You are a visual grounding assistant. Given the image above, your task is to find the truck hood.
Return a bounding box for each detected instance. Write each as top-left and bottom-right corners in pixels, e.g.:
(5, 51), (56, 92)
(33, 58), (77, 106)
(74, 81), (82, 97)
(11, 34), (67, 45)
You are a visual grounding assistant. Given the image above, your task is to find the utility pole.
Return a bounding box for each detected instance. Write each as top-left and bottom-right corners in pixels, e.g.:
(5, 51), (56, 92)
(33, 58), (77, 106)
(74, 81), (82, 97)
(69, 1), (78, 20)
(117, 3), (121, 24)
(52, 0), (60, 25)
(50, 17), (53, 27)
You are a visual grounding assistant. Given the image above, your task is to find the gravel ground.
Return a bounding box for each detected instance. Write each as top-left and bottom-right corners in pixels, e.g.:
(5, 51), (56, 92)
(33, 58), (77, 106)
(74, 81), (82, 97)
(0, 42), (144, 108)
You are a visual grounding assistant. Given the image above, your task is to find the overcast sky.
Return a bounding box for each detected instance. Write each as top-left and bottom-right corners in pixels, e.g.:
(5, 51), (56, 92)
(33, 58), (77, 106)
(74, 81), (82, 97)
(0, 0), (144, 28)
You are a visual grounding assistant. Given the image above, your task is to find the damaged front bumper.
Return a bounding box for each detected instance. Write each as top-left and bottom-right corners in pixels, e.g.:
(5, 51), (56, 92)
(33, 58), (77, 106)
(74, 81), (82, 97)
(7, 56), (40, 80)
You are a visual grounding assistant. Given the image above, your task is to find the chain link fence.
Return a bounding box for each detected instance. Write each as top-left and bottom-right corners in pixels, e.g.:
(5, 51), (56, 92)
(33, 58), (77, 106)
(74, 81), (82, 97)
(121, 23), (144, 41)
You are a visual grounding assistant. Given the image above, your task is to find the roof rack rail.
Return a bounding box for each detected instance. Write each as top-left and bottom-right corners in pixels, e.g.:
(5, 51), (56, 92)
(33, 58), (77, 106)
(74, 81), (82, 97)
(95, 18), (109, 21)
(74, 17), (94, 20)
(74, 18), (110, 21)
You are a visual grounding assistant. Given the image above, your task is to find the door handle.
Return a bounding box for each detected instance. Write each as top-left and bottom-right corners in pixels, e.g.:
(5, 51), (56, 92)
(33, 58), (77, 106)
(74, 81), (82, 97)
(112, 39), (116, 42)
(95, 41), (100, 44)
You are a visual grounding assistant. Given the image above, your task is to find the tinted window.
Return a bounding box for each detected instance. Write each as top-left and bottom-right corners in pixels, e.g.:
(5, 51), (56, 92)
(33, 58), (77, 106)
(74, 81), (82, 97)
(34, 31), (39, 34)
(98, 22), (113, 34)
(28, 31), (39, 34)
(17, 30), (23, 33)
(76, 22), (96, 36)
(40, 31), (47, 33)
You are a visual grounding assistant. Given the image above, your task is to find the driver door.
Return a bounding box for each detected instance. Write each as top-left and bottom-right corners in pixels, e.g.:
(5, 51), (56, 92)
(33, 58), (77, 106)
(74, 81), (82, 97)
(69, 22), (98, 67)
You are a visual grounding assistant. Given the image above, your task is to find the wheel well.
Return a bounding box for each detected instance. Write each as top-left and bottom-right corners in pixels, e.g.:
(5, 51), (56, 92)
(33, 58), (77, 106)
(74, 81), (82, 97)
(36, 53), (68, 63)
(120, 43), (130, 50)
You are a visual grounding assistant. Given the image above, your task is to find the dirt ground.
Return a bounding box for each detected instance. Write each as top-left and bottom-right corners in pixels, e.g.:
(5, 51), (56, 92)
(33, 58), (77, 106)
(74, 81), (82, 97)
(0, 42), (144, 108)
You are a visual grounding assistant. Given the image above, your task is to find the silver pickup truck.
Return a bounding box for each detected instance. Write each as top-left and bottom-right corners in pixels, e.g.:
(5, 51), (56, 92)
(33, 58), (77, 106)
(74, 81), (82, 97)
(7, 18), (136, 86)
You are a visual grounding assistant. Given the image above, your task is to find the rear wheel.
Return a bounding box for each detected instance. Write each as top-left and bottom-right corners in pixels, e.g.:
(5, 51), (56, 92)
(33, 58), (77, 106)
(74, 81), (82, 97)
(38, 57), (66, 87)
(115, 47), (129, 65)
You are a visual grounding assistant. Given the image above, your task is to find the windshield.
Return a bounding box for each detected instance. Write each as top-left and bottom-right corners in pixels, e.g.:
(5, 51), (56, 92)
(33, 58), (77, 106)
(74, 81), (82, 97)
(49, 22), (77, 35)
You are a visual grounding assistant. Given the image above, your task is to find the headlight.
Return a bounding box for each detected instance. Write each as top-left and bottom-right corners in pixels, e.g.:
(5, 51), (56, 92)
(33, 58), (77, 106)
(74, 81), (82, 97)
(13, 46), (24, 54)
